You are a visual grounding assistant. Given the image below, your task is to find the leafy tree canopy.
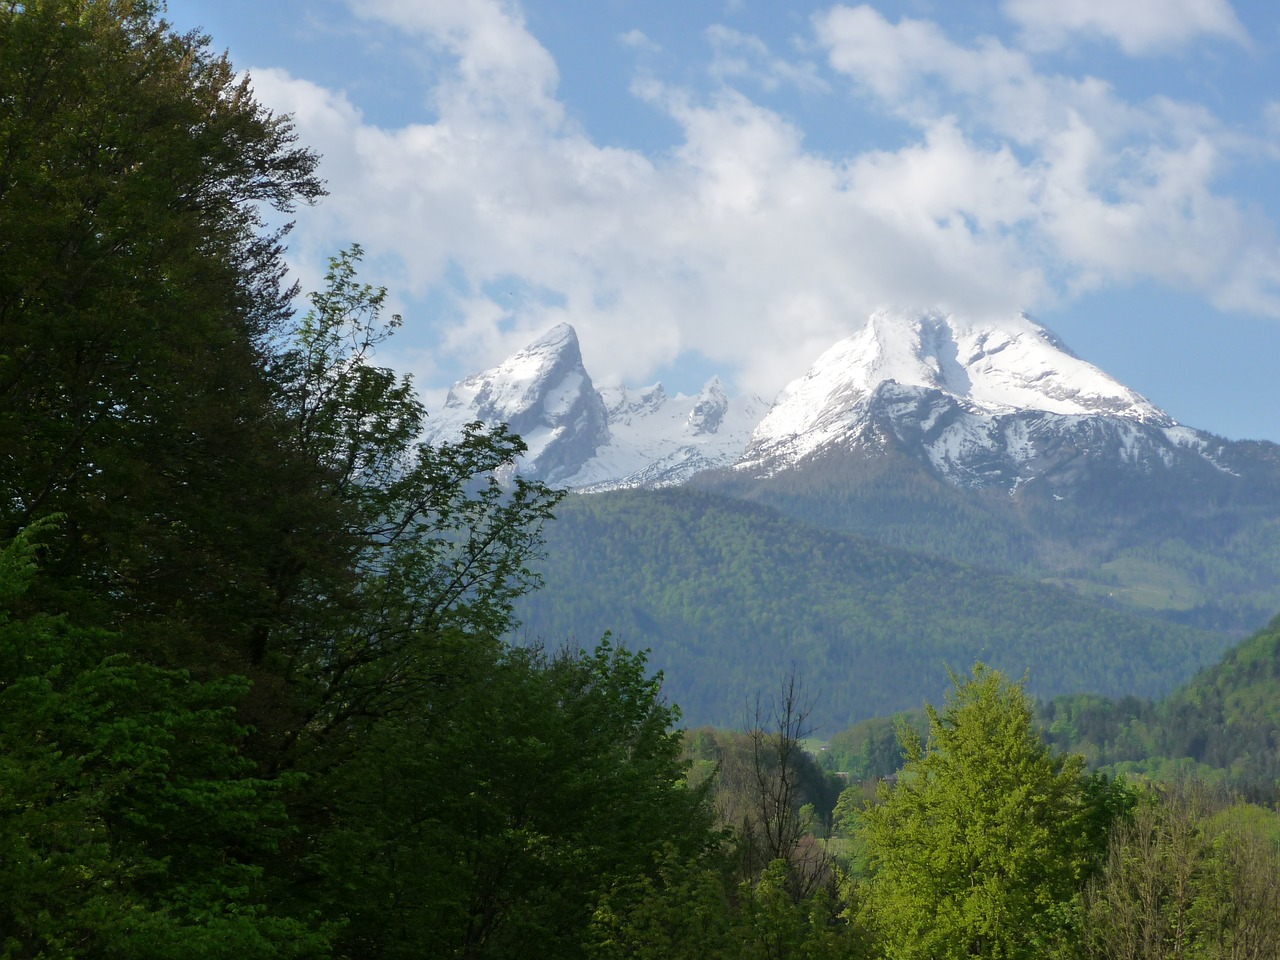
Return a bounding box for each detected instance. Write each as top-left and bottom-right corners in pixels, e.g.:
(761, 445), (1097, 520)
(859, 664), (1128, 960)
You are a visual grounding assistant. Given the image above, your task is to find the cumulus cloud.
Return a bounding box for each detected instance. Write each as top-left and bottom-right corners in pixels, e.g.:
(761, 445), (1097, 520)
(349, 0), (563, 124)
(251, 0), (1278, 405)
(816, 4), (1280, 313)
(618, 28), (662, 55)
(1002, 0), (1249, 55)
(254, 3), (1037, 397)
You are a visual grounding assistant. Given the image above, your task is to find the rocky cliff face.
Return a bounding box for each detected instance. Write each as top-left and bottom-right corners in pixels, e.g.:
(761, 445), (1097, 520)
(422, 325), (764, 489)
(426, 323), (610, 484)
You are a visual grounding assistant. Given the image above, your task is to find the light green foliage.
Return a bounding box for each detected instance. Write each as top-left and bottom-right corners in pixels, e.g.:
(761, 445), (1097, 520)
(859, 664), (1124, 959)
(821, 712), (927, 781)
(738, 858), (868, 960)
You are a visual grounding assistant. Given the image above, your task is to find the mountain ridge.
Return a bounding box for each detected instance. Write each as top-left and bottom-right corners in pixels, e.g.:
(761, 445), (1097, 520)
(425, 311), (1253, 493)
(514, 486), (1234, 730)
(423, 322), (768, 489)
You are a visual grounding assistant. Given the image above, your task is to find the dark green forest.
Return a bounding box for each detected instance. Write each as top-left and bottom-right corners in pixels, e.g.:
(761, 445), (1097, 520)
(3, 4), (1278, 958)
(821, 615), (1280, 802)
(1040, 613), (1280, 799)
(516, 488), (1231, 730)
(696, 441), (1280, 635)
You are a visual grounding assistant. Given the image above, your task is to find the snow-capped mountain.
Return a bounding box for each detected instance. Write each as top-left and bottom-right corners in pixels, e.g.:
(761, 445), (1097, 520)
(735, 310), (1228, 490)
(572, 378), (769, 491)
(426, 311), (1246, 494)
(423, 323), (767, 489)
(427, 323), (609, 485)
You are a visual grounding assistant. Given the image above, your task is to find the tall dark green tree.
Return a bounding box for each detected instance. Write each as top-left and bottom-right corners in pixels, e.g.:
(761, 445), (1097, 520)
(301, 639), (717, 960)
(0, 9), (731, 960)
(0, 0), (325, 661)
(0, 523), (331, 959)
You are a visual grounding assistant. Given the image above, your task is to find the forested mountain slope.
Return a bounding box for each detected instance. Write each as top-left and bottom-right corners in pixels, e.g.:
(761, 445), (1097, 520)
(1042, 613), (1280, 799)
(514, 488), (1231, 732)
(696, 437), (1280, 636)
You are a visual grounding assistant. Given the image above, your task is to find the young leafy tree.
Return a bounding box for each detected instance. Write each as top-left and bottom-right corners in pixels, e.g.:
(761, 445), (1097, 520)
(859, 664), (1127, 959)
(1082, 784), (1280, 960)
(247, 246), (565, 766)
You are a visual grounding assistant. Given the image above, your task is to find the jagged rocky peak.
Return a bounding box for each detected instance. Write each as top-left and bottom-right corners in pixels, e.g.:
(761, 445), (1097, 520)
(687, 377), (729, 435)
(602, 382), (668, 420)
(429, 322), (610, 484)
(738, 309), (1183, 482)
(424, 311), (1234, 495)
(425, 323), (768, 490)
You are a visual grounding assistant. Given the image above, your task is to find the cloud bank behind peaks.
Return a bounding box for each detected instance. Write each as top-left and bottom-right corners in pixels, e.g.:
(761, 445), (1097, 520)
(256, 0), (1279, 403)
(816, 4), (1280, 315)
(350, 0), (562, 124)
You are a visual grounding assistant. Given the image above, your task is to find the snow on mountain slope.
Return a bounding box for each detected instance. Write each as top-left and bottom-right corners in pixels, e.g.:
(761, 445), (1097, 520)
(422, 324), (765, 489)
(736, 310), (1191, 485)
(566, 379), (769, 491)
(424, 323), (610, 484)
(425, 311), (1236, 493)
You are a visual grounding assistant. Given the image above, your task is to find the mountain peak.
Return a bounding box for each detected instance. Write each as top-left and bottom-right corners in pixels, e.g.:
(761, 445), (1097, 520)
(819, 310), (1167, 421)
(688, 377), (730, 435)
(428, 311), (1214, 494)
(739, 310), (1177, 478)
(441, 323), (586, 420)
(428, 323), (609, 483)
(425, 326), (766, 490)
(523, 321), (580, 356)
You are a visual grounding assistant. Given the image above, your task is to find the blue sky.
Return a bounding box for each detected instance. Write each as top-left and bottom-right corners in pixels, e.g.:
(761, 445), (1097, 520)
(165, 0), (1280, 441)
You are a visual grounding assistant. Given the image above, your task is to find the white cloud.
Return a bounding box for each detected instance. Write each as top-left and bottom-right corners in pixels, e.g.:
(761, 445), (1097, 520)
(816, 4), (1280, 316)
(350, 0), (563, 125)
(706, 25), (830, 94)
(1002, 0), (1249, 55)
(250, 0), (1280, 405)
(1264, 100), (1280, 137)
(618, 28), (662, 54)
